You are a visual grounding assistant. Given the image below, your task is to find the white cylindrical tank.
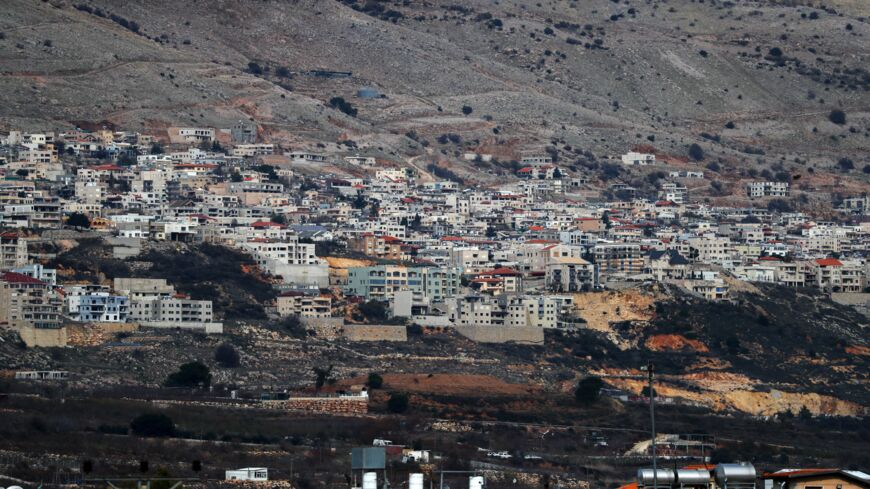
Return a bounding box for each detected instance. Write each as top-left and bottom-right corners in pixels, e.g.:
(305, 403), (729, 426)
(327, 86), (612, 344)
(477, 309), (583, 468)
(676, 469), (711, 487)
(469, 476), (485, 489)
(410, 473), (424, 489)
(714, 463), (756, 488)
(363, 472), (378, 489)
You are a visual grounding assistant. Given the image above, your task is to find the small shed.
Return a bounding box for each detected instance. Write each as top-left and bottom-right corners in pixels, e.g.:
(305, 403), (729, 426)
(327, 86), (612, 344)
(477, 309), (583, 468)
(225, 467), (268, 481)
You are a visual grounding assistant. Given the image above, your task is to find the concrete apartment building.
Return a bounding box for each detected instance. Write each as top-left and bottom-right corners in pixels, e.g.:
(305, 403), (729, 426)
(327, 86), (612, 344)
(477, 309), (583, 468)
(277, 292), (331, 318)
(593, 243), (644, 278)
(621, 151), (656, 166)
(65, 285), (129, 323)
(167, 127), (215, 144)
(448, 294), (579, 329)
(807, 258), (865, 292)
(0, 232), (28, 270)
(231, 144), (274, 157)
(114, 277), (221, 333)
(348, 234), (403, 261)
(659, 182), (689, 204)
(687, 236), (733, 264)
(346, 265), (461, 303)
(546, 256), (596, 292)
(747, 181), (790, 198)
(0, 271), (61, 329)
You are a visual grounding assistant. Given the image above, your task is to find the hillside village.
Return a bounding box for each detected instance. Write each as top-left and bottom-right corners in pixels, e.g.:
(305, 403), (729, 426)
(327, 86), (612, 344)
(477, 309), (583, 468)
(0, 125), (867, 346)
(0, 122), (867, 488)
(1, 0), (869, 487)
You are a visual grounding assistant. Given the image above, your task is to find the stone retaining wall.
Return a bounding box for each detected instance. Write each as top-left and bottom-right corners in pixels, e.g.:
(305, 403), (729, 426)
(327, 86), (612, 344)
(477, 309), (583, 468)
(454, 325), (544, 344)
(342, 324), (407, 342)
(262, 397), (368, 415)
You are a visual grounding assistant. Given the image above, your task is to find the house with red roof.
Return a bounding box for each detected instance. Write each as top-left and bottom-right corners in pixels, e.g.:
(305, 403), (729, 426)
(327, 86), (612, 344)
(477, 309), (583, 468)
(807, 257), (864, 292)
(0, 271), (61, 330)
(470, 267), (522, 295)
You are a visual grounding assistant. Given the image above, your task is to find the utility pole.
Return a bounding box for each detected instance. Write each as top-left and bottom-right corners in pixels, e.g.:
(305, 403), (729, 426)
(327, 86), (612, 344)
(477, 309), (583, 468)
(646, 363), (657, 489)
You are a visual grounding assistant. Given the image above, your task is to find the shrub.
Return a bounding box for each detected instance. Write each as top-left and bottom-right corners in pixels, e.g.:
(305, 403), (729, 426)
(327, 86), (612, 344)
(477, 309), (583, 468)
(705, 162), (721, 172)
(367, 373), (384, 389)
(688, 143), (705, 161)
(837, 157), (854, 171)
(247, 62), (263, 75)
(214, 343), (240, 368)
(574, 376), (604, 404)
(767, 198), (793, 213)
(387, 393), (409, 413)
(165, 361), (211, 388)
(277, 315), (307, 338)
(329, 96), (358, 117)
(828, 109), (846, 125)
(66, 212), (91, 228)
(461, 105), (473, 115)
(358, 300), (388, 322)
(130, 413), (175, 437)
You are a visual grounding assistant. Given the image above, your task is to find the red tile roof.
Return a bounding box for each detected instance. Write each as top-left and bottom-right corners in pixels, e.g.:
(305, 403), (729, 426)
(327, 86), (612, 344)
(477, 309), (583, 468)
(478, 267), (521, 276)
(815, 258), (843, 267)
(1, 271), (45, 285)
(250, 221), (286, 228)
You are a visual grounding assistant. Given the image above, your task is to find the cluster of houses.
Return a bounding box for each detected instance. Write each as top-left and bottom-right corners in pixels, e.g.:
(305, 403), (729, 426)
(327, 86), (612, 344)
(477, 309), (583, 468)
(0, 125), (867, 343)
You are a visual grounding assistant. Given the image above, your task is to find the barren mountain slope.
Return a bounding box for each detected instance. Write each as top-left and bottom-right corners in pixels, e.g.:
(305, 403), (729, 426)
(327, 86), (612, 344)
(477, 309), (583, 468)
(1, 0), (868, 173)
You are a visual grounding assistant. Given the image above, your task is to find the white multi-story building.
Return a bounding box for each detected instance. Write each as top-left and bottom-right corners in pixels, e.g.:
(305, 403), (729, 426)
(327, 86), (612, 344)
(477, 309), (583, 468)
(621, 151), (656, 166)
(65, 285), (129, 323)
(747, 181), (790, 198)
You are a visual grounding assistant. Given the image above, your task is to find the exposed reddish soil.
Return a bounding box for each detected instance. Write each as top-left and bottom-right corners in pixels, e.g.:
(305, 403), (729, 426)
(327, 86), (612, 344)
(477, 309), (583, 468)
(645, 334), (710, 353)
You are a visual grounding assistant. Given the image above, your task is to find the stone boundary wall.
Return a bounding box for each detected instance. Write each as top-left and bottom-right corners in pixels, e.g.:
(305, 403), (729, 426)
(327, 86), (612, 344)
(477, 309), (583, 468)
(342, 324), (407, 342)
(148, 396), (368, 416)
(261, 397), (368, 415)
(454, 325), (544, 344)
(831, 292), (870, 306)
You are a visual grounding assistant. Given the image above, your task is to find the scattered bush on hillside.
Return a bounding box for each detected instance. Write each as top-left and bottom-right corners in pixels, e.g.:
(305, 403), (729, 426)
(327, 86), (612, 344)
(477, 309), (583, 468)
(214, 343), (240, 368)
(66, 212), (91, 228)
(247, 62), (263, 75)
(367, 373), (384, 389)
(767, 199), (793, 213)
(277, 315), (308, 339)
(426, 163), (464, 184)
(165, 361), (212, 388)
(388, 393), (409, 413)
(837, 158), (854, 172)
(574, 376), (604, 404)
(329, 97), (358, 117)
(688, 143), (705, 161)
(829, 109), (847, 125)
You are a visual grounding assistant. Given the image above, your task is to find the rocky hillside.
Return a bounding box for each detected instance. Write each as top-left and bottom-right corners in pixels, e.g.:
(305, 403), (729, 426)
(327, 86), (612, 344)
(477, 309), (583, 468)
(564, 283), (870, 416)
(1, 0), (868, 181)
